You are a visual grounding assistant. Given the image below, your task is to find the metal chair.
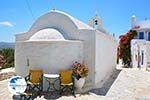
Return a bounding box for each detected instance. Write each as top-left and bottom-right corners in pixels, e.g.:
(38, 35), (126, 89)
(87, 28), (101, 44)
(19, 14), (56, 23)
(20, 91), (34, 100)
(25, 69), (43, 92)
(59, 70), (75, 97)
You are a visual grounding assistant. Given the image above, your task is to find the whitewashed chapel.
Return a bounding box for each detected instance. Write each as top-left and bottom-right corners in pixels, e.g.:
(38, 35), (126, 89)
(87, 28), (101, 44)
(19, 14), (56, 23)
(15, 10), (117, 89)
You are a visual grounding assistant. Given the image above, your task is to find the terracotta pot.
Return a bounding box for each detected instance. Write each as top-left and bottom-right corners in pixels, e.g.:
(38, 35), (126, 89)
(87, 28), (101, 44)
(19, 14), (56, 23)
(74, 77), (85, 90)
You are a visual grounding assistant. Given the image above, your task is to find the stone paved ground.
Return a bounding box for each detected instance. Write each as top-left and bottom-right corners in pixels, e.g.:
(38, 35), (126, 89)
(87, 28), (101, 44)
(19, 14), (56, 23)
(0, 68), (15, 100)
(2, 68), (150, 100)
(106, 68), (150, 100)
(0, 79), (112, 100)
(89, 69), (120, 96)
(0, 80), (13, 100)
(35, 93), (112, 100)
(0, 68), (119, 100)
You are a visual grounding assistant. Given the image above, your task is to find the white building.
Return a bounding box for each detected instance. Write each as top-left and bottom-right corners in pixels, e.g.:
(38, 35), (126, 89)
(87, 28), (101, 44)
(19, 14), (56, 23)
(131, 15), (150, 40)
(15, 10), (117, 90)
(131, 16), (150, 68)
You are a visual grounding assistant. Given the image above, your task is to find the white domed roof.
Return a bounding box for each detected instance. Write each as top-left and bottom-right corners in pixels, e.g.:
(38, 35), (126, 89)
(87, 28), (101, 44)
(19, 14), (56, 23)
(29, 10), (93, 33)
(29, 28), (65, 41)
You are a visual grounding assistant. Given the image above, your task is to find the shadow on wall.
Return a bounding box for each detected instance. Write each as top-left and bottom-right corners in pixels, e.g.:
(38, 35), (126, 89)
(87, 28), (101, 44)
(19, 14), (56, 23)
(88, 69), (121, 95)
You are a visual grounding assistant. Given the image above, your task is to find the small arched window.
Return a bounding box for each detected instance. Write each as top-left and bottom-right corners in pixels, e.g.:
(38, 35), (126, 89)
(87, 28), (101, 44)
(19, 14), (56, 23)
(94, 20), (98, 29)
(95, 20), (98, 25)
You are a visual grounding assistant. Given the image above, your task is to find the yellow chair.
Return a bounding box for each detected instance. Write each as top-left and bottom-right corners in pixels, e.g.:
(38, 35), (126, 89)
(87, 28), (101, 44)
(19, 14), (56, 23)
(25, 69), (43, 92)
(59, 70), (75, 97)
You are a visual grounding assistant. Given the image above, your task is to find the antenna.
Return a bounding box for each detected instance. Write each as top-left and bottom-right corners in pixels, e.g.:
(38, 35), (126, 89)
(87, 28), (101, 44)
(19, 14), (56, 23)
(94, 0), (99, 16)
(95, 10), (99, 16)
(52, 7), (56, 11)
(50, 0), (57, 12)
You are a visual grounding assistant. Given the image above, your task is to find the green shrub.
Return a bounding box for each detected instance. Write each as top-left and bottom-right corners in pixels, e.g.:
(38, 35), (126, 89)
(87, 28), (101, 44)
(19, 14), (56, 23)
(0, 48), (14, 69)
(118, 30), (137, 66)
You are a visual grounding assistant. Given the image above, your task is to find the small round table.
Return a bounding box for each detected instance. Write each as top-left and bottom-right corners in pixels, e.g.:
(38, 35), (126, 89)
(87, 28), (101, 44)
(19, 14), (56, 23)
(44, 74), (60, 92)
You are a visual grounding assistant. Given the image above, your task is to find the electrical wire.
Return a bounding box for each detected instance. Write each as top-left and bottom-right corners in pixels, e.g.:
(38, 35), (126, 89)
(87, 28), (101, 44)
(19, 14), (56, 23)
(25, 0), (35, 20)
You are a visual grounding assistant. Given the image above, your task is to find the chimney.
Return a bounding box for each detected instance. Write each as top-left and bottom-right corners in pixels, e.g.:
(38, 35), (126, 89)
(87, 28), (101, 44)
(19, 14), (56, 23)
(131, 15), (136, 28)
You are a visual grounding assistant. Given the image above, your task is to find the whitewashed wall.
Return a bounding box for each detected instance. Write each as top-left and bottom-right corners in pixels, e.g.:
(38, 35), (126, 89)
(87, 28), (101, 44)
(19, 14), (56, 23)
(146, 42), (150, 67)
(15, 40), (83, 77)
(77, 30), (96, 87)
(95, 31), (117, 87)
(131, 39), (150, 68)
(131, 39), (147, 68)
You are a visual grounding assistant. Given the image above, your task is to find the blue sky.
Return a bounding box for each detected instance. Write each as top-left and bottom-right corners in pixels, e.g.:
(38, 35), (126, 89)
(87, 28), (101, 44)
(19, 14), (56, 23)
(0, 0), (150, 42)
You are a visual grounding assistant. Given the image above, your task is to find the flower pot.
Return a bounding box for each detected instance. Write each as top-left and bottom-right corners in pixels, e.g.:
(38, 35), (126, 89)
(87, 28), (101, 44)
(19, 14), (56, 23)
(74, 77), (85, 90)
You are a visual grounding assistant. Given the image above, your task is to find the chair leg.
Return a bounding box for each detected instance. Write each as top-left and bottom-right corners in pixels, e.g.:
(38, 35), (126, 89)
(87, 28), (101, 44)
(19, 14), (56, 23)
(20, 95), (23, 100)
(72, 86), (76, 97)
(59, 89), (63, 95)
(60, 86), (65, 95)
(31, 95), (34, 100)
(72, 91), (76, 97)
(21, 95), (29, 100)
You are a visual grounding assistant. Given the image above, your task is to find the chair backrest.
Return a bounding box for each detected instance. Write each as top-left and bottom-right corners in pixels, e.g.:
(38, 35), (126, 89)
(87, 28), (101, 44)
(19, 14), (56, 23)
(29, 69), (43, 83)
(60, 70), (73, 84)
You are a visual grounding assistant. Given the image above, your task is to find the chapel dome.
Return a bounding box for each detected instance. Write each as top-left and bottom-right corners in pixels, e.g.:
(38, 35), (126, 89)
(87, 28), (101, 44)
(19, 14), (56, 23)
(29, 10), (93, 33)
(29, 28), (65, 41)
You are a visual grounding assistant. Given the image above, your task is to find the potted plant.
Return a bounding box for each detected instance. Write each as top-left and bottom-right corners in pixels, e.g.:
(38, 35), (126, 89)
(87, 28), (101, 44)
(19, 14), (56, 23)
(72, 61), (89, 90)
